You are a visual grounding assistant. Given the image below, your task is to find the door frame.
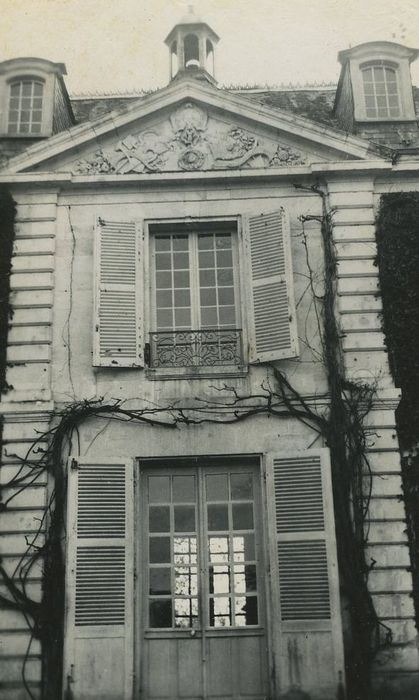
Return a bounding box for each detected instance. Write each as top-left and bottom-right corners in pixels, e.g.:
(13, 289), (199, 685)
(133, 452), (275, 699)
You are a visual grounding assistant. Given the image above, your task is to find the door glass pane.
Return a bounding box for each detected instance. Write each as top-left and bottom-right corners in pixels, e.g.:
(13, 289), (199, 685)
(232, 503), (254, 530)
(173, 475), (195, 502)
(231, 473), (253, 500)
(149, 537), (171, 563)
(174, 505), (196, 532)
(149, 506), (170, 532)
(149, 599), (172, 628)
(207, 504), (229, 531)
(149, 476), (170, 503)
(206, 473), (229, 501)
(150, 568), (171, 595)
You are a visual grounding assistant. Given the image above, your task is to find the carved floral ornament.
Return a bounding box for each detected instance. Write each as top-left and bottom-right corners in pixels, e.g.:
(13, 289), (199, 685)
(74, 101), (308, 174)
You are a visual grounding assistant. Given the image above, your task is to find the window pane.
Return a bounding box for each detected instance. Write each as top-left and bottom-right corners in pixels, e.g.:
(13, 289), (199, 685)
(217, 268), (233, 285)
(235, 596), (258, 626)
(206, 474), (229, 501)
(31, 123), (42, 134)
(149, 568), (171, 594)
(200, 288), (217, 306)
(218, 287), (234, 305)
(174, 308), (191, 327)
(34, 83), (43, 96)
(201, 307), (218, 327)
(174, 505), (196, 532)
(200, 269), (215, 286)
(156, 290), (172, 307)
(156, 308), (173, 329)
(215, 234), (231, 249)
(210, 596), (231, 627)
(209, 536), (229, 562)
(173, 475), (195, 502)
(219, 306), (236, 326)
(198, 234), (213, 250)
(155, 236), (171, 251)
(174, 536), (197, 565)
(173, 270), (190, 288)
(155, 253), (171, 270)
(149, 599), (172, 628)
(374, 67), (384, 80)
(20, 123), (30, 133)
(232, 533), (255, 561)
(22, 82), (32, 96)
(231, 473), (253, 500)
(174, 289), (190, 307)
(175, 567), (198, 595)
(149, 505), (170, 532)
(149, 537), (171, 563)
(233, 564), (257, 592)
(199, 251), (215, 267)
(232, 503), (254, 530)
(208, 504), (229, 531)
(172, 235), (188, 251)
(173, 252), (189, 269)
(175, 598), (198, 628)
(216, 249), (233, 266)
(149, 476), (170, 503)
(209, 565), (231, 594)
(156, 271), (172, 288)
(10, 84), (20, 96)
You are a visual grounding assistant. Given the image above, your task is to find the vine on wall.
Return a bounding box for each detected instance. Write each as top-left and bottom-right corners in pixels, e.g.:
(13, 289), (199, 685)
(376, 192), (419, 631)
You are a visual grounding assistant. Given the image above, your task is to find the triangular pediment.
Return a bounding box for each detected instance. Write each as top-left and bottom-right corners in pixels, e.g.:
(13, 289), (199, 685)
(2, 78), (379, 176)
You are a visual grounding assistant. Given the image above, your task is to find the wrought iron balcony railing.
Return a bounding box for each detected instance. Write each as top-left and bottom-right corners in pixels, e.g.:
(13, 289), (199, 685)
(148, 329), (243, 369)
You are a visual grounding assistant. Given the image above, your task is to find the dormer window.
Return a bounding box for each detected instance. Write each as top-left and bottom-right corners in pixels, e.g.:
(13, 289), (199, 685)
(361, 62), (401, 118)
(8, 78), (44, 134)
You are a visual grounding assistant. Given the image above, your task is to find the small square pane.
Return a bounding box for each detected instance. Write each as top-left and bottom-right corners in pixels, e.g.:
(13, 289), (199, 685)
(219, 306), (236, 326)
(31, 123), (42, 134)
(389, 107), (400, 117)
(175, 598), (198, 628)
(174, 506), (196, 532)
(209, 565), (231, 594)
(156, 270), (172, 288)
(155, 236), (171, 252)
(173, 252), (189, 269)
(217, 268), (233, 285)
(235, 596), (258, 626)
(156, 289), (172, 308)
(199, 251), (215, 268)
(149, 505), (170, 533)
(175, 567), (198, 595)
(22, 82), (32, 96)
(232, 503), (254, 530)
(155, 253), (172, 270)
(156, 308), (173, 329)
(200, 269), (215, 286)
(149, 476), (170, 503)
(19, 123), (30, 133)
(210, 597), (231, 627)
(32, 111), (42, 123)
(365, 96), (375, 108)
(206, 474), (229, 501)
(201, 307), (218, 327)
(198, 234), (214, 250)
(208, 536), (229, 562)
(363, 68), (372, 81)
(231, 473), (253, 500)
(207, 504), (229, 531)
(174, 289), (190, 307)
(174, 307), (191, 327)
(172, 236), (188, 251)
(173, 270), (190, 288)
(216, 249), (233, 266)
(149, 567), (171, 594)
(173, 475), (195, 502)
(10, 84), (20, 96)
(374, 67), (384, 80)
(218, 287), (235, 305)
(34, 83), (43, 96)
(200, 288), (216, 306)
(20, 110), (31, 121)
(149, 537), (171, 564)
(33, 98), (43, 109)
(149, 599), (172, 628)
(215, 234), (231, 249)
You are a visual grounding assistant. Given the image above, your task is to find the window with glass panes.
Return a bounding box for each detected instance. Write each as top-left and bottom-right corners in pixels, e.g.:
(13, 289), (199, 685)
(150, 225), (239, 332)
(362, 64), (401, 118)
(143, 462), (261, 630)
(8, 79), (44, 134)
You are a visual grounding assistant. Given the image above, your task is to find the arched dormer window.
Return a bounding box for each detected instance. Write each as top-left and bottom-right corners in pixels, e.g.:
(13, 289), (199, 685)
(8, 78), (44, 134)
(361, 61), (401, 118)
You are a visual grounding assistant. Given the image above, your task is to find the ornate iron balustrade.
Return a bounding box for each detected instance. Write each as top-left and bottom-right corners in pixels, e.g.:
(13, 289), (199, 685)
(148, 329), (243, 368)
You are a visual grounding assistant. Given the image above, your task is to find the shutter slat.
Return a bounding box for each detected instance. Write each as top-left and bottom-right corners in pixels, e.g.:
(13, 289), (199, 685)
(245, 209), (298, 363)
(63, 458), (134, 698)
(266, 449), (345, 697)
(94, 219), (144, 367)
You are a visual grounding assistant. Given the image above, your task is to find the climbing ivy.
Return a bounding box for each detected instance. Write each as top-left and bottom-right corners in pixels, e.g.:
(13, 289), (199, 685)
(376, 192), (419, 632)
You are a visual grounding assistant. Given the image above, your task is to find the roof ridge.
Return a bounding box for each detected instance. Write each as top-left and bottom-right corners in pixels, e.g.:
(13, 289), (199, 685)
(223, 81), (337, 92)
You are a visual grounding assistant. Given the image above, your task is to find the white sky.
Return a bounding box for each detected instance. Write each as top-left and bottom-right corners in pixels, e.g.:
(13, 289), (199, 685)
(1, 0), (419, 95)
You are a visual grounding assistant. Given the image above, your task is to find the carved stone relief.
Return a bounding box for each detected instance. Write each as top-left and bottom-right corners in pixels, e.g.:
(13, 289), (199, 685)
(74, 101), (308, 174)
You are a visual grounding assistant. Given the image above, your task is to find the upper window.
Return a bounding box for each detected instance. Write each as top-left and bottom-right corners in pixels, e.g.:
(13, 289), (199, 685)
(8, 78), (44, 134)
(93, 211), (299, 375)
(361, 63), (401, 118)
(149, 223), (241, 371)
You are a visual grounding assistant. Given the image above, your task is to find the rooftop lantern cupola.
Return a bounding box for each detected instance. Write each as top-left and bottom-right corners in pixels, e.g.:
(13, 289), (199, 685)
(165, 5), (219, 84)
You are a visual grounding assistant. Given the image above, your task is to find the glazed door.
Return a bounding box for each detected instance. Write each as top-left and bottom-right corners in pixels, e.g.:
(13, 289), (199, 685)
(139, 461), (268, 700)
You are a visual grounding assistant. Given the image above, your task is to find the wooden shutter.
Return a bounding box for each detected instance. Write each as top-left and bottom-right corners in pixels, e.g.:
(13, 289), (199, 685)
(265, 449), (345, 699)
(243, 209), (298, 363)
(93, 219), (143, 367)
(63, 458), (134, 699)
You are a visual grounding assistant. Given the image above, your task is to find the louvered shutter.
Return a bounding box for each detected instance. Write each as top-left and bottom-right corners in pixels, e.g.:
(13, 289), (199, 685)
(63, 458), (134, 699)
(265, 449), (345, 699)
(243, 209), (298, 363)
(93, 219), (143, 367)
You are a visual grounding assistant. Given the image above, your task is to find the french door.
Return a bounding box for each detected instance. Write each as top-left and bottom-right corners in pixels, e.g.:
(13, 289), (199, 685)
(139, 458), (269, 700)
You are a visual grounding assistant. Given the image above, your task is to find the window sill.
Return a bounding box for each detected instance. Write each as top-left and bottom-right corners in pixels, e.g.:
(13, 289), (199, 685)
(146, 364), (248, 381)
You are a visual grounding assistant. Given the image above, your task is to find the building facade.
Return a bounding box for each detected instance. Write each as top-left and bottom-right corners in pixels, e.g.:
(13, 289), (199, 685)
(1, 9), (419, 700)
